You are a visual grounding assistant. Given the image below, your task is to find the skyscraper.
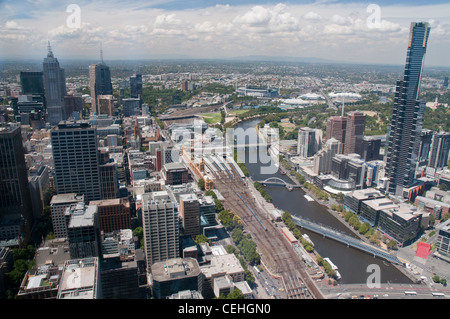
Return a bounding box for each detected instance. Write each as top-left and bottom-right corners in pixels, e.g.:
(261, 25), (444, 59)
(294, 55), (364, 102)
(130, 74), (142, 99)
(43, 42), (66, 125)
(326, 116), (347, 147)
(385, 22), (430, 197)
(297, 127), (322, 158)
(51, 121), (102, 202)
(0, 125), (33, 242)
(343, 111), (366, 155)
(89, 56), (113, 115)
(142, 191), (179, 269)
(428, 132), (450, 169)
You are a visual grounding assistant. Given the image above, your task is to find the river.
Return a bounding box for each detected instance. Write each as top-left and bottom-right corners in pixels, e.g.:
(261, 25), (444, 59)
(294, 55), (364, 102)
(233, 118), (413, 285)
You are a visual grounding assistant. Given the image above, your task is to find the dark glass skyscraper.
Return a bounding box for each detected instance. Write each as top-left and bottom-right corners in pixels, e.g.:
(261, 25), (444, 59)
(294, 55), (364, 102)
(0, 125), (33, 242)
(89, 61), (112, 115)
(385, 22), (430, 197)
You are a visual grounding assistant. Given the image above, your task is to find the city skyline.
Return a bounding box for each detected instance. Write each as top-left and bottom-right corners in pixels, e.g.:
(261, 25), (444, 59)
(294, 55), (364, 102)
(1, 1), (450, 67)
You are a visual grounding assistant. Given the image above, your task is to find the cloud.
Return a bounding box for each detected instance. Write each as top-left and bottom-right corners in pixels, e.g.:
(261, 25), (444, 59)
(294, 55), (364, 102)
(0, 1), (449, 65)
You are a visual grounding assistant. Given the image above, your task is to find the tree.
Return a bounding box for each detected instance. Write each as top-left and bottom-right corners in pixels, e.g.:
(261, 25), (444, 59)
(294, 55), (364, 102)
(194, 234), (210, 245)
(198, 178), (205, 191)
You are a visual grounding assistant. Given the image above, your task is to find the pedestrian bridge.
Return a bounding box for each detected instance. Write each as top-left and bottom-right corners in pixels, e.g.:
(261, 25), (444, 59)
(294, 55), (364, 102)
(291, 215), (403, 265)
(257, 177), (301, 191)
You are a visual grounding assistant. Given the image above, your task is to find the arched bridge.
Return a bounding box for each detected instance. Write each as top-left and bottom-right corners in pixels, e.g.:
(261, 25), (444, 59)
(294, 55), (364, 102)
(257, 177), (301, 191)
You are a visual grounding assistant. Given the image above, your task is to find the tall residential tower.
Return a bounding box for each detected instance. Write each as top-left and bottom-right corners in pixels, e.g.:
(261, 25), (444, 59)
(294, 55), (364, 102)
(385, 22), (430, 197)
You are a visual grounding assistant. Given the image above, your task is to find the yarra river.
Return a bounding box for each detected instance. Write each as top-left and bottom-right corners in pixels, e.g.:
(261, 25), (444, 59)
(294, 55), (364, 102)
(234, 119), (413, 285)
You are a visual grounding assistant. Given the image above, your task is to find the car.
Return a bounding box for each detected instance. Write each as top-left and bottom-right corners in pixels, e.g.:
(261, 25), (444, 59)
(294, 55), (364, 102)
(383, 294), (389, 297)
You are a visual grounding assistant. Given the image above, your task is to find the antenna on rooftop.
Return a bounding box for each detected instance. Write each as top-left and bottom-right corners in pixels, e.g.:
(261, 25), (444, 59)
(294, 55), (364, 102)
(100, 42), (104, 64)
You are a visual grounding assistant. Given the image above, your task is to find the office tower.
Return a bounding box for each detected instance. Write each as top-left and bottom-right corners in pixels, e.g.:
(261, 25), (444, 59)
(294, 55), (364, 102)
(161, 163), (189, 185)
(66, 202), (100, 259)
(428, 132), (450, 169)
(43, 42), (66, 125)
(385, 22), (430, 197)
(0, 125), (33, 241)
(96, 95), (116, 116)
(14, 95), (45, 116)
(179, 194), (200, 236)
(130, 74), (142, 99)
(142, 191), (179, 269)
(122, 98), (141, 117)
(418, 129), (433, 167)
(64, 94), (84, 120)
(331, 153), (366, 189)
(313, 138), (342, 175)
(151, 257), (202, 299)
(98, 148), (119, 200)
(297, 127), (322, 158)
(89, 62), (112, 114)
(355, 136), (381, 161)
(50, 193), (85, 238)
(20, 71), (45, 97)
(344, 111), (366, 155)
(89, 198), (131, 233)
(444, 76), (449, 89)
(326, 116), (347, 148)
(51, 121), (102, 202)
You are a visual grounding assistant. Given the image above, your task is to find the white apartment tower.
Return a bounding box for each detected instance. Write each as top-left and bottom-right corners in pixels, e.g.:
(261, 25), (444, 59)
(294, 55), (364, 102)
(142, 191), (179, 270)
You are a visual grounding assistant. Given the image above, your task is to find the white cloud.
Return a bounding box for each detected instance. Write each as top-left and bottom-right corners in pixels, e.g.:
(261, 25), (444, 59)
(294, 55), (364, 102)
(0, 1), (449, 65)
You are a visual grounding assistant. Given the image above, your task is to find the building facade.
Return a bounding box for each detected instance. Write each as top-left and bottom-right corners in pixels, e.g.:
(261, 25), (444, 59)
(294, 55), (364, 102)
(0, 125), (33, 241)
(89, 63), (112, 114)
(51, 121), (102, 202)
(43, 42), (66, 125)
(142, 191), (179, 269)
(385, 22), (430, 197)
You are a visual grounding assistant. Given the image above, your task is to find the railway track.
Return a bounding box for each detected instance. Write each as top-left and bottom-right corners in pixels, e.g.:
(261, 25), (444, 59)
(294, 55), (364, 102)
(212, 169), (324, 299)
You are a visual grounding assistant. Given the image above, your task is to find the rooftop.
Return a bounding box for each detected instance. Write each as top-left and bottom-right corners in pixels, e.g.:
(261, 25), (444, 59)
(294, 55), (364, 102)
(363, 197), (398, 211)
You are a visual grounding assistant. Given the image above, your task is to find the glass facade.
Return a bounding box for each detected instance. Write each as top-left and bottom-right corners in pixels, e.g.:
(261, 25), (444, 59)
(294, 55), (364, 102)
(386, 22), (430, 197)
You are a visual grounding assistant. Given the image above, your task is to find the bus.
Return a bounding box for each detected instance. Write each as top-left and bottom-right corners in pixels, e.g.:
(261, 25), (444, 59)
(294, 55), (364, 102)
(404, 291), (417, 296)
(432, 292), (445, 298)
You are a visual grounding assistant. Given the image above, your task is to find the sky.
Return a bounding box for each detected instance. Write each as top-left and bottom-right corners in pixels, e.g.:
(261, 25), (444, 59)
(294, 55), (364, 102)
(1, 0), (450, 67)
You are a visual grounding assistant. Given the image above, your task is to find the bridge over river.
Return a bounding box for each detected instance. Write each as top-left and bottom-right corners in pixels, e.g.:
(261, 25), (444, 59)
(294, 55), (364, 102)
(291, 215), (403, 266)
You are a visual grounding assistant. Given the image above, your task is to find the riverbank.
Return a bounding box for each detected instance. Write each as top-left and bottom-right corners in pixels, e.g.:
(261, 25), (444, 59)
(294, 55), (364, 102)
(277, 159), (426, 285)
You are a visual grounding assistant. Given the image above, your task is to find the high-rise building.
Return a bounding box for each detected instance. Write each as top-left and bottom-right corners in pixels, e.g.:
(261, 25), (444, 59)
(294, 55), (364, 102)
(43, 42), (66, 125)
(428, 132), (450, 169)
(297, 127), (322, 158)
(50, 193), (85, 238)
(344, 111), (366, 155)
(179, 194), (200, 236)
(355, 136), (381, 161)
(130, 74), (142, 99)
(313, 137), (342, 175)
(142, 191), (179, 269)
(326, 116), (347, 147)
(51, 121), (102, 202)
(417, 129), (434, 167)
(89, 198), (131, 233)
(385, 22), (430, 197)
(20, 71), (45, 97)
(0, 125), (33, 242)
(66, 202), (100, 259)
(89, 63), (112, 114)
